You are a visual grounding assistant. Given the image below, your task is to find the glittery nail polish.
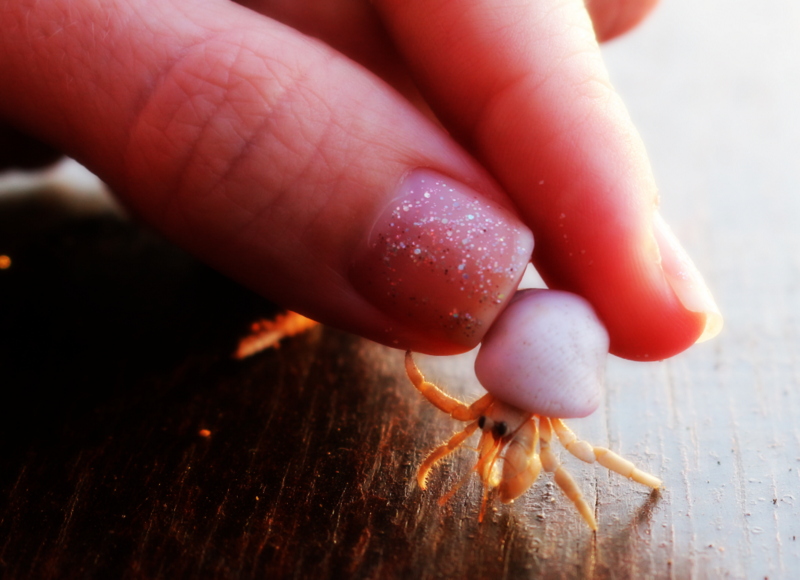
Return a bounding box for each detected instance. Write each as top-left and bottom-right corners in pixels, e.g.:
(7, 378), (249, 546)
(350, 169), (534, 348)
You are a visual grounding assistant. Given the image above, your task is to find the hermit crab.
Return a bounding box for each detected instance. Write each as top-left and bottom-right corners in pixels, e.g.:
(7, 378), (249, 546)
(235, 290), (661, 529)
(406, 289), (662, 530)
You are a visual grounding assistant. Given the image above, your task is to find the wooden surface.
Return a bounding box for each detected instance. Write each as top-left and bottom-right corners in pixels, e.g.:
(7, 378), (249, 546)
(2, 0), (800, 577)
(0, 193), (667, 579)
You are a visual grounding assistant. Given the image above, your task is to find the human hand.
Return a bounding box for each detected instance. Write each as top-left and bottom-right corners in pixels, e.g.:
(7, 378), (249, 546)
(0, 0), (720, 375)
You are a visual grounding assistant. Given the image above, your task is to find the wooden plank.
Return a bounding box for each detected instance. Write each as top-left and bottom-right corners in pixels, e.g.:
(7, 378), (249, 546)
(0, 193), (694, 578)
(3, 0), (800, 576)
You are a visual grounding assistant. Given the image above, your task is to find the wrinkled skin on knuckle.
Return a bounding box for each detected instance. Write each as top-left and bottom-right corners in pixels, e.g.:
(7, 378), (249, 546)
(119, 25), (424, 323)
(121, 31), (343, 253)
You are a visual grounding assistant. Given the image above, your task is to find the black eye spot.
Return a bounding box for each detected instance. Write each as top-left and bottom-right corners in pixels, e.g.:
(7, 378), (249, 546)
(493, 421), (508, 438)
(478, 416), (486, 429)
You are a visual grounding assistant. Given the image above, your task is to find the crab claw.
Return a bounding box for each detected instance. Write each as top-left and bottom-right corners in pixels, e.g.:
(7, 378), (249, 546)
(474, 289), (609, 418)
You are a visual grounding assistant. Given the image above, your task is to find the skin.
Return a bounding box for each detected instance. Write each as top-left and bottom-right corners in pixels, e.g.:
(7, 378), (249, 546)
(0, 0), (719, 409)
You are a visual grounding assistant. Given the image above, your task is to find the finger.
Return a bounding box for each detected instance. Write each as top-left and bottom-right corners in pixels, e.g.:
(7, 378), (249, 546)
(585, 0), (660, 42)
(231, 0), (657, 76)
(373, 0), (721, 360)
(0, 0), (533, 355)
(232, 0), (656, 119)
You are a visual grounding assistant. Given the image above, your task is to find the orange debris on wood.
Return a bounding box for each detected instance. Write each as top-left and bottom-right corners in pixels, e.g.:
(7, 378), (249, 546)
(234, 311), (319, 359)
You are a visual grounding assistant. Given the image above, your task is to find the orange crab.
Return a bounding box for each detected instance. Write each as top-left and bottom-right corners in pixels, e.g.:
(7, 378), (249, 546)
(405, 351), (661, 530)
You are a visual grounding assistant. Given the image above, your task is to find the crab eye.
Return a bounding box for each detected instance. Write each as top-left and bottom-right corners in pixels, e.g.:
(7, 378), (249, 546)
(478, 415), (486, 429)
(493, 421), (508, 438)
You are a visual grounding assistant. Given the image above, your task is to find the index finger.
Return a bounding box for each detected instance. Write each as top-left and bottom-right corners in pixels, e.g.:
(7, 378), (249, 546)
(372, 0), (721, 360)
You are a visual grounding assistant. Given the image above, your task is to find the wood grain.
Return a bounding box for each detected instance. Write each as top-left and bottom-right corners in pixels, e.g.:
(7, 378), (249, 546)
(0, 191), (668, 579)
(0, 189), (723, 579)
(4, 0), (800, 577)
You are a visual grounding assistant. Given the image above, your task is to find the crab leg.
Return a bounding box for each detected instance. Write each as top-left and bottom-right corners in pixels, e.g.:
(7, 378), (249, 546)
(417, 421), (480, 489)
(539, 417), (598, 530)
(234, 312), (318, 359)
(551, 419), (662, 489)
(473, 430), (503, 487)
(470, 431), (504, 522)
(405, 351), (493, 421)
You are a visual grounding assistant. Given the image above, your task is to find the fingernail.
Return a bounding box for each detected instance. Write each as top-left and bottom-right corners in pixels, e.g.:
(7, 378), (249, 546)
(350, 169), (533, 347)
(653, 211), (723, 342)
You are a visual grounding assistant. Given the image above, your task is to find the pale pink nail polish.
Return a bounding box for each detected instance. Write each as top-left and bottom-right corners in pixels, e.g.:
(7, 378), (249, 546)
(350, 169), (533, 347)
(652, 212), (723, 343)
